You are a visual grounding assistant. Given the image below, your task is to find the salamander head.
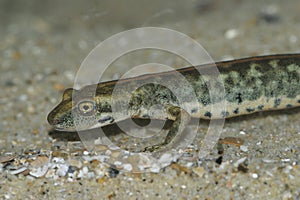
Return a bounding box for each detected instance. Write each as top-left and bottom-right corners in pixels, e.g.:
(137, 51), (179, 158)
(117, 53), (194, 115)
(47, 86), (114, 131)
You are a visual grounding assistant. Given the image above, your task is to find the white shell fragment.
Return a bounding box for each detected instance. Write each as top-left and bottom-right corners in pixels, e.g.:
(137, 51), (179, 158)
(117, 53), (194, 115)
(9, 167), (28, 175)
(29, 164), (50, 178)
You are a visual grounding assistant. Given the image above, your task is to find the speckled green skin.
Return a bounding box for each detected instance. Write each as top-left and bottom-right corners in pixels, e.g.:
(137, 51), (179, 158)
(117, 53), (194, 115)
(48, 54), (300, 147)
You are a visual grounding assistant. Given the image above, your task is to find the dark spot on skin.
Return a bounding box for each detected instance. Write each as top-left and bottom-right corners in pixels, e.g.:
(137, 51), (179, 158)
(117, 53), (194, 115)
(233, 108), (239, 114)
(191, 108), (198, 113)
(98, 102), (112, 113)
(274, 98), (281, 108)
(298, 99), (300, 103)
(204, 111), (212, 118)
(246, 108), (255, 113)
(236, 93), (243, 104)
(98, 116), (114, 124)
(257, 105), (264, 110)
(221, 111), (229, 117)
(286, 104), (293, 108)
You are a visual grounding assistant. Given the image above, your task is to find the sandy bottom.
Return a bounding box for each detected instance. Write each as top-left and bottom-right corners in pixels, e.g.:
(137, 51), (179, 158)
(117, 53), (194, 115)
(0, 0), (299, 199)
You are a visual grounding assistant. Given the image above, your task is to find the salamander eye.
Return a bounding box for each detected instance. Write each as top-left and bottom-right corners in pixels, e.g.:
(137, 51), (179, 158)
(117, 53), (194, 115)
(77, 100), (95, 115)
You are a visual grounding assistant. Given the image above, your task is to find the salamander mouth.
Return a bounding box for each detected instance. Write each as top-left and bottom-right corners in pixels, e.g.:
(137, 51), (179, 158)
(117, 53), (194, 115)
(47, 105), (62, 125)
(47, 112), (74, 132)
(47, 117), (65, 130)
(48, 116), (77, 131)
(54, 125), (76, 132)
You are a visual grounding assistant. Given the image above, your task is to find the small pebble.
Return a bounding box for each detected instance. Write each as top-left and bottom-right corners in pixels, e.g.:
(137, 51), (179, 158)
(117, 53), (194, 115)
(123, 163), (133, 172)
(114, 161), (122, 166)
(52, 157), (65, 164)
(185, 162), (193, 168)
(240, 145), (248, 152)
(281, 158), (291, 163)
(150, 163), (160, 173)
(45, 169), (55, 178)
(31, 129), (39, 135)
(82, 166), (89, 174)
(87, 172), (95, 179)
(251, 173), (259, 179)
(108, 166), (119, 178)
(158, 153), (178, 168)
(262, 158), (277, 163)
(56, 164), (69, 177)
(193, 167), (205, 177)
(67, 166), (76, 174)
(18, 94), (27, 101)
(234, 157), (247, 168)
(260, 4), (280, 23)
(224, 29), (239, 39)
(110, 150), (121, 158)
(63, 70), (75, 81)
(68, 159), (83, 169)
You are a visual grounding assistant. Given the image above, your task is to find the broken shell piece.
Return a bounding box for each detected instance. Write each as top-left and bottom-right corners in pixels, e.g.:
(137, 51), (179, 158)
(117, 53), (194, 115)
(9, 167), (28, 175)
(68, 159), (83, 169)
(29, 156), (51, 178)
(0, 155), (16, 163)
(29, 164), (49, 178)
(30, 156), (49, 168)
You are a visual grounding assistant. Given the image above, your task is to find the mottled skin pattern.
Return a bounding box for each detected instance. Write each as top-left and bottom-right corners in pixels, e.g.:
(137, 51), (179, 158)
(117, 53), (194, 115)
(48, 54), (300, 152)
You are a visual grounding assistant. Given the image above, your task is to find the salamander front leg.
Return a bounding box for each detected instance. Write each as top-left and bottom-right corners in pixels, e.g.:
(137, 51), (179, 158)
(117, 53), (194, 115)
(143, 105), (191, 152)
